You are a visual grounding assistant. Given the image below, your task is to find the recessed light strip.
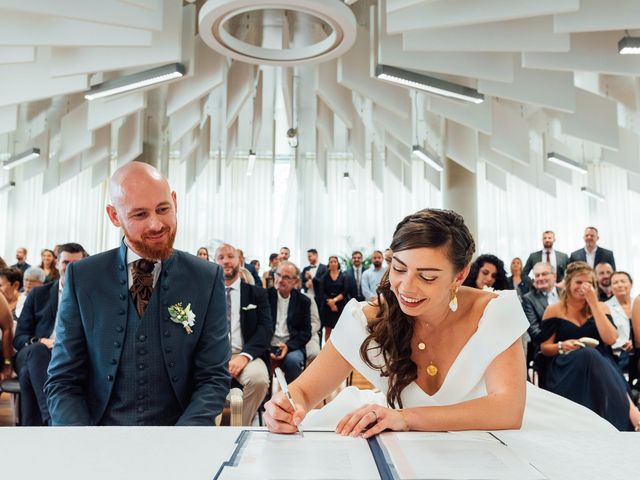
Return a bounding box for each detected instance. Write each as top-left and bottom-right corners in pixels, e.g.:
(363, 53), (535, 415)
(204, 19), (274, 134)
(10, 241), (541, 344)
(580, 187), (605, 202)
(375, 64), (484, 104)
(618, 36), (640, 54)
(546, 152), (588, 174)
(3, 148), (40, 170)
(85, 63), (186, 100)
(412, 145), (443, 172)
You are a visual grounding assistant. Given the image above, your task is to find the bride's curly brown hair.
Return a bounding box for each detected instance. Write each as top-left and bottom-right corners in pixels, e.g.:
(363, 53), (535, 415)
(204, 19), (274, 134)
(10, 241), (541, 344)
(359, 209), (475, 408)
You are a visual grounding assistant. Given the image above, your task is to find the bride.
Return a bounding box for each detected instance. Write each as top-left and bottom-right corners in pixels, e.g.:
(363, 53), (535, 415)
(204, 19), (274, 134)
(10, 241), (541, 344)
(264, 208), (619, 436)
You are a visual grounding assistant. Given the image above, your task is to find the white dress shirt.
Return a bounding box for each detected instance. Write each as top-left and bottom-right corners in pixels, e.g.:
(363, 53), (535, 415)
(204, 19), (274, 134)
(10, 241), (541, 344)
(272, 291), (290, 346)
(584, 247), (598, 268)
(545, 288), (559, 306)
(226, 277), (243, 354)
(605, 296), (631, 350)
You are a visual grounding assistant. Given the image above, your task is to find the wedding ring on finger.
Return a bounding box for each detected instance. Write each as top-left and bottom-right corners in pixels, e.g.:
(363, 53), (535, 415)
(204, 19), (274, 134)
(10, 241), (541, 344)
(370, 410), (378, 423)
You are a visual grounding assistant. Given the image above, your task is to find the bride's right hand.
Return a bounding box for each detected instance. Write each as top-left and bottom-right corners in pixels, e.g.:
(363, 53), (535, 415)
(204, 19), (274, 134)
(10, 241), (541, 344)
(264, 391), (307, 433)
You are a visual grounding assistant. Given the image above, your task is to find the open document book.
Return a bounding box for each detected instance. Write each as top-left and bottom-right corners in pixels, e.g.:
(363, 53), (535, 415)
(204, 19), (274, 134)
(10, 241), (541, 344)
(214, 430), (547, 480)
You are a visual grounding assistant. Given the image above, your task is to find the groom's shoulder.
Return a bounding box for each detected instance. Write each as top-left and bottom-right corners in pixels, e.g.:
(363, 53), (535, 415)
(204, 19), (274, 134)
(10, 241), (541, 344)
(72, 247), (119, 272)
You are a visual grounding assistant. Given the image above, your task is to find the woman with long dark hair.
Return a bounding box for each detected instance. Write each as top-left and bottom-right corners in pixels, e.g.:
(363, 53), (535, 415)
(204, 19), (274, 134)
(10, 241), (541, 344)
(319, 255), (347, 341)
(541, 262), (640, 431)
(40, 249), (59, 283)
(463, 253), (508, 290)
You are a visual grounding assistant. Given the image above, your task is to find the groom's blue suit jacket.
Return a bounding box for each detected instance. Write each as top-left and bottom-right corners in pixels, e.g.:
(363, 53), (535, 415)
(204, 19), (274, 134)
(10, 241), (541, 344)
(45, 242), (231, 426)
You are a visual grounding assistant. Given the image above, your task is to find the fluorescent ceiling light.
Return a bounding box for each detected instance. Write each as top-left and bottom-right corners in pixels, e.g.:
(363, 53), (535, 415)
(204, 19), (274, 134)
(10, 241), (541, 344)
(0, 181), (15, 193)
(246, 150), (256, 176)
(580, 187), (605, 202)
(375, 64), (484, 104)
(85, 63), (186, 100)
(618, 36), (640, 54)
(546, 152), (587, 174)
(412, 145), (443, 172)
(343, 172), (356, 191)
(3, 147), (40, 170)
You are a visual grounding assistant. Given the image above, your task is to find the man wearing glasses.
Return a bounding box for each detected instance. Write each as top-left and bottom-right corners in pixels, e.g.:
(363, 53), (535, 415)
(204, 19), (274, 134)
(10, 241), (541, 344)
(268, 261), (312, 383)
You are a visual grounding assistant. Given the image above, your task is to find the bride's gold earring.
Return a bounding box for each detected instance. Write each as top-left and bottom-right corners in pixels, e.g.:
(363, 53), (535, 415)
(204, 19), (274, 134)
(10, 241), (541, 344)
(449, 287), (458, 312)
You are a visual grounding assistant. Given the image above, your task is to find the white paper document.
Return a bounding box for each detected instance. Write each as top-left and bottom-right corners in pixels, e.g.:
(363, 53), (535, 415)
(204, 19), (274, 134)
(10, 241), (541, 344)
(216, 431), (381, 480)
(377, 432), (546, 480)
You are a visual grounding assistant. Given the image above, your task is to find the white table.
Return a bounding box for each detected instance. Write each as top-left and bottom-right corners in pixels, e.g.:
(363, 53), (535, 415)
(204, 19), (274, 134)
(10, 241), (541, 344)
(1, 427), (638, 479)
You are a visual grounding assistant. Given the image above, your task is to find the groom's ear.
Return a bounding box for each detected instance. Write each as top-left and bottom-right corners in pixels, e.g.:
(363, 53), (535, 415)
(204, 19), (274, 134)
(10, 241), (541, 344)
(106, 204), (122, 228)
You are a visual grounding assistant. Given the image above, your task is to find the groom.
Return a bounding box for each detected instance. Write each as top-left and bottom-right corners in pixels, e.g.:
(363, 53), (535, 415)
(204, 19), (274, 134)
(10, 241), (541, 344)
(45, 162), (231, 425)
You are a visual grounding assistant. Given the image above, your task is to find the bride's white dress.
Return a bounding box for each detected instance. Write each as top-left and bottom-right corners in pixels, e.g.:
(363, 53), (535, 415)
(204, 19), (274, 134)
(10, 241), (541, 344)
(302, 292), (616, 432)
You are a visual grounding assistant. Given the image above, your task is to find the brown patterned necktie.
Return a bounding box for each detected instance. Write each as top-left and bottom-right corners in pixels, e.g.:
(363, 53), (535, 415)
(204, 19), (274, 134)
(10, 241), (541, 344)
(130, 259), (155, 317)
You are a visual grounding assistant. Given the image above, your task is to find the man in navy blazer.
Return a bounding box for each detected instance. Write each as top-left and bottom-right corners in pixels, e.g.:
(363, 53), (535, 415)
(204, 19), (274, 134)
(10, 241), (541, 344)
(568, 226), (616, 270)
(45, 162), (231, 426)
(344, 250), (367, 302)
(14, 242), (87, 425)
(268, 261), (312, 382)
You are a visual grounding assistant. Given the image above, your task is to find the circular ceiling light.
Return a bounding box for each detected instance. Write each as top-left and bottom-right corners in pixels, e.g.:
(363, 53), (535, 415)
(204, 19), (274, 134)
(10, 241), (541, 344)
(199, 0), (357, 66)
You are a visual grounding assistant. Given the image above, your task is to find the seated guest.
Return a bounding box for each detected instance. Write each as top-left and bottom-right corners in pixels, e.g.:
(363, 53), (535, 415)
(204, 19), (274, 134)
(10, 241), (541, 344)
(268, 261), (311, 383)
(39, 249), (59, 283)
(294, 273), (321, 363)
(522, 263), (559, 371)
(262, 253), (279, 289)
(540, 262), (640, 431)
(319, 256), (347, 341)
(0, 267), (22, 321)
(237, 249), (260, 286)
(506, 257), (532, 301)
(11, 247), (30, 275)
(595, 262), (614, 302)
(215, 243), (272, 426)
(462, 254), (508, 291)
(345, 251), (367, 302)
(250, 260), (260, 277)
(14, 242), (87, 425)
(0, 294), (13, 380)
(361, 250), (385, 301)
(17, 267), (46, 318)
(522, 230), (569, 282)
(605, 272), (634, 375)
(196, 247), (209, 261)
(46, 162), (230, 426)
(569, 226), (616, 270)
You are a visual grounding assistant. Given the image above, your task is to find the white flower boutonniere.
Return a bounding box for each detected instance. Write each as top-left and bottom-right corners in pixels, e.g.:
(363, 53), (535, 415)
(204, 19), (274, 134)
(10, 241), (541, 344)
(168, 302), (196, 334)
(241, 304), (257, 311)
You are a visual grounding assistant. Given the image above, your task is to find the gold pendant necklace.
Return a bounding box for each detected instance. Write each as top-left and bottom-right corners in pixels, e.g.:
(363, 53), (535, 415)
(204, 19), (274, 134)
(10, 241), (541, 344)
(417, 340), (439, 376)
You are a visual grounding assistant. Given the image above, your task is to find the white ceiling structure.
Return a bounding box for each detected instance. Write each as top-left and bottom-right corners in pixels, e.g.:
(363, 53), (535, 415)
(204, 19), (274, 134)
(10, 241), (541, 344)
(1, 0), (640, 199)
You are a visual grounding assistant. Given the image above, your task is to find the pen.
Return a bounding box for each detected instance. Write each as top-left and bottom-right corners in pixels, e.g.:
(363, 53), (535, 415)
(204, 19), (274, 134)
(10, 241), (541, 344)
(274, 367), (304, 434)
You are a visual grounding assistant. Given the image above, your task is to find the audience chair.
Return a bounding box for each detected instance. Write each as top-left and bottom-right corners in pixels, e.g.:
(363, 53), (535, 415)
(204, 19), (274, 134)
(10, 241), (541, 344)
(215, 388), (243, 427)
(0, 378), (21, 426)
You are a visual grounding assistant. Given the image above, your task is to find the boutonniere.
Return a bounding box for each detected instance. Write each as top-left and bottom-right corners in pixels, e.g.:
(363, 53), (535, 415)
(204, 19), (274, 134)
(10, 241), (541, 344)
(241, 304), (257, 311)
(168, 302), (196, 334)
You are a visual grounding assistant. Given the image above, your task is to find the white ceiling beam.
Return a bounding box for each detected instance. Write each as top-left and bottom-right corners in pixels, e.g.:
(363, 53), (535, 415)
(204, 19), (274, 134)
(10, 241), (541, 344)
(0, 0), (163, 31)
(87, 91), (146, 130)
(559, 88), (619, 151)
(166, 36), (225, 116)
(427, 95), (492, 135)
(402, 16), (570, 53)
(347, 107), (366, 168)
(0, 46), (34, 64)
(0, 105), (17, 134)
(225, 117), (238, 167)
(91, 156), (110, 187)
(372, 143), (384, 192)
(338, 26), (410, 119)
(49, 1), (180, 77)
(225, 61), (255, 130)
(119, 0), (160, 10)
(523, 32), (640, 77)
(0, 11), (152, 47)
(485, 162), (507, 190)
(315, 59), (354, 129)
(60, 102), (94, 163)
(387, 0), (579, 33)
(82, 125), (110, 169)
(445, 120), (478, 173)
(628, 172), (640, 195)
(554, 0), (640, 33)
(117, 111), (143, 167)
(169, 100), (201, 146)
(21, 130), (49, 181)
(478, 59), (575, 113)
(385, 147), (404, 182)
(402, 160), (412, 192)
(490, 101), (530, 166)
(372, 103), (412, 147)
(601, 127), (640, 175)
(316, 97), (334, 149)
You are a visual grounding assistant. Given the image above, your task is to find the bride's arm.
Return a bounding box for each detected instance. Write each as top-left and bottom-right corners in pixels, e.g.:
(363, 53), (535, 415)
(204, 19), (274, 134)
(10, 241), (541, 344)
(339, 339), (526, 438)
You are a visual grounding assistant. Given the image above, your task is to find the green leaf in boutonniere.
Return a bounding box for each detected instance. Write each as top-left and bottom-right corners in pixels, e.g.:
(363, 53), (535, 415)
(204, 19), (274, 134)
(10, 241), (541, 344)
(168, 302), (196, 334)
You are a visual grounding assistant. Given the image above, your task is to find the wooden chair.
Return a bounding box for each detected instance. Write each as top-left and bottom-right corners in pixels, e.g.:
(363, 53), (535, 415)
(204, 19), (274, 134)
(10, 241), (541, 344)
(0, 378), (21, 426)
(215, 387), (243, 426)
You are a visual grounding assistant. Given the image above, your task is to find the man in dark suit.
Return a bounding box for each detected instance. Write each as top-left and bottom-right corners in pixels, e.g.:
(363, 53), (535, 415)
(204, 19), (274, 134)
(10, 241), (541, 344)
(14, 242), (87, 425)
(344, 250), (367, 302)
(300, 249), (327, 294)
(595, 262), (614, 302)
(215, 243), (272, 426)
(269, 261), (311, 383)
(10, 247), (30, 275)
(45, 162), (231, 426)
(522, 230), (569, 282)
(568, 226), (616, 270)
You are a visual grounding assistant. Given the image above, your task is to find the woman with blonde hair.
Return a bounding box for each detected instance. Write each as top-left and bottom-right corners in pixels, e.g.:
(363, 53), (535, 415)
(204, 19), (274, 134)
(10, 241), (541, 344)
(541, 261), (640, 431)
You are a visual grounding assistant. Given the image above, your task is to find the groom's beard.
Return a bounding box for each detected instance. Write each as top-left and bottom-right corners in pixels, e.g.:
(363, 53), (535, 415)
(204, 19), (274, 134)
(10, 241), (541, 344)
(124, 224), (177, 261)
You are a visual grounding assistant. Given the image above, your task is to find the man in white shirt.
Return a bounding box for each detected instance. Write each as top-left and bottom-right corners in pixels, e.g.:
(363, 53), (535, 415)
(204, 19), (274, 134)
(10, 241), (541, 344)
(361, 250), (386, 300)
(345, 251), (367, 302)
(267, 261), (311, 383)
(215, 243), (272, 426)
(522, 230), (569, 282)
(568, 226), (616, 270)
